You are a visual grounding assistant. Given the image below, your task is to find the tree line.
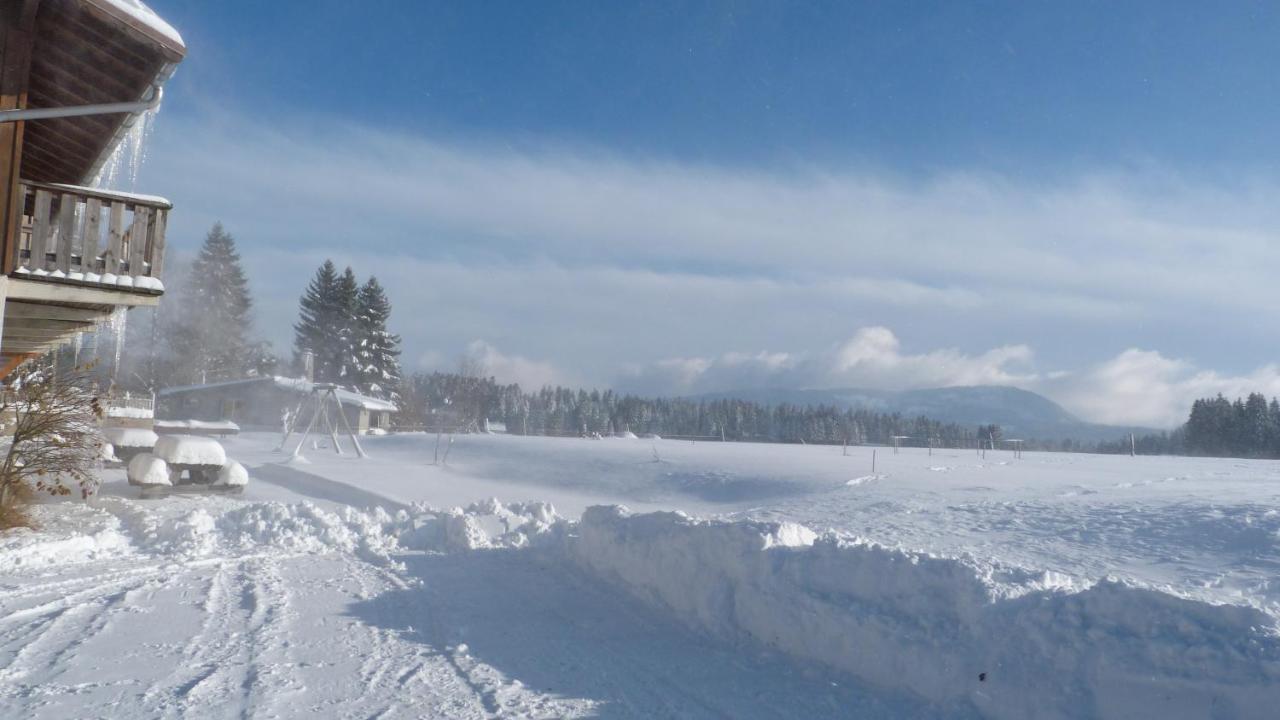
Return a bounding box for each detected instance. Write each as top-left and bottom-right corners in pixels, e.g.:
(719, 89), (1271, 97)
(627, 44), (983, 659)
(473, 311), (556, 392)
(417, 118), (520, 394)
(399, 371), (1003, 447)
(1094, 392), (1280, 458)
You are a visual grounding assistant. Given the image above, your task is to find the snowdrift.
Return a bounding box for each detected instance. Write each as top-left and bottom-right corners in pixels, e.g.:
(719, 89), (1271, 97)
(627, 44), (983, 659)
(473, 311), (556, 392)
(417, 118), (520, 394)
(566, 505), (1280, 720)
(3, 497), (566, 570)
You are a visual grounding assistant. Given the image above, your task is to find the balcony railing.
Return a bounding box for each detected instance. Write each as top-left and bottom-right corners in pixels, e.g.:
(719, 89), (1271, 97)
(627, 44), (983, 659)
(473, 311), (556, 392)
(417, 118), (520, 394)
(10, 180), (169, 292)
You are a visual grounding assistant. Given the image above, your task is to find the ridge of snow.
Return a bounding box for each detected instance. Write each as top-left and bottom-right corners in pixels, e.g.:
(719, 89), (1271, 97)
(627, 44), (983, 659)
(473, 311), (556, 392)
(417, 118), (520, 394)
(565, 505), (1280, 719)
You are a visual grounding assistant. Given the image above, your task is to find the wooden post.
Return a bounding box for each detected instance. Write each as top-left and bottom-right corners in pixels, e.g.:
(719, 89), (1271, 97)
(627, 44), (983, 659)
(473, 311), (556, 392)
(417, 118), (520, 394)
(105, 200), (123, 273)
(0, 1), (39, 276)
(29, 187), (50, 269)
(82, 197), (101, 273)
(55, 191), (75, 273)
(128, 205), (148, 276)
(872, 449), (876, 474)
(148, 207), (166, 278)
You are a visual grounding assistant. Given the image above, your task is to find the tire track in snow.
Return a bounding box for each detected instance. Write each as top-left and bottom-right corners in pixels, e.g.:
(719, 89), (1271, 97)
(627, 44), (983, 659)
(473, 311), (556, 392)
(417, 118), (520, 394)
(0, 570), (161, 687)
(137, 557), (295, 719)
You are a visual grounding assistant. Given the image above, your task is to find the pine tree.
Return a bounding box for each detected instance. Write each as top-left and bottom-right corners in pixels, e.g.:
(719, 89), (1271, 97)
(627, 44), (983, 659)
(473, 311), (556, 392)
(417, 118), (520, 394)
(333, 267), (360, 385)
(293, 260), (340, 381)
(353, 276), (402, 399)
(167, 223), (254, 384)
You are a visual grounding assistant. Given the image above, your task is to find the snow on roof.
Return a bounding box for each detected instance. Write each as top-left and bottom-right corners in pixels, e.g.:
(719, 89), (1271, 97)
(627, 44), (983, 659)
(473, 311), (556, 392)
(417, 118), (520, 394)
(86, 0), (185, 53)
(271, 377), (399, 412)
(159, 376), (398, 413)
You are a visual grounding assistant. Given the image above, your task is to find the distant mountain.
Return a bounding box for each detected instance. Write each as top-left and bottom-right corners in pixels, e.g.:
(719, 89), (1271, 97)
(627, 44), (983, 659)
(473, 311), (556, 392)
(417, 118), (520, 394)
(692, 385), (1156, 443)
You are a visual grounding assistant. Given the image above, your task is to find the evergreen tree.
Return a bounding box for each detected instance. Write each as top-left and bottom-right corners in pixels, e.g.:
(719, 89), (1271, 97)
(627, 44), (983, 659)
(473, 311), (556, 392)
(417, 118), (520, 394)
(333, 267), (360, 385)
(167, 223), (254, 384)
(292, 260), (340, 381)
(353, 276), (402, 399)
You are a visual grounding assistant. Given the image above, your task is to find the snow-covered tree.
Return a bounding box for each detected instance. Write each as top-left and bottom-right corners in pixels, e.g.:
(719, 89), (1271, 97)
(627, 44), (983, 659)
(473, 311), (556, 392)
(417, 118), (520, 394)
(166, 223), (255, 384)
(353, 276), (402, 399)
(334, 267), (360, 385)
(293, 261), (365, 386)
(293, 259), (339, 380)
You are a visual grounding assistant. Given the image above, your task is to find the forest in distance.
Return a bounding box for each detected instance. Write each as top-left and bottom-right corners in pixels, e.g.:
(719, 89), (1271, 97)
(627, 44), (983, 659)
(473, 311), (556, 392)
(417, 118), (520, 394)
(398, 371), (1272, 459)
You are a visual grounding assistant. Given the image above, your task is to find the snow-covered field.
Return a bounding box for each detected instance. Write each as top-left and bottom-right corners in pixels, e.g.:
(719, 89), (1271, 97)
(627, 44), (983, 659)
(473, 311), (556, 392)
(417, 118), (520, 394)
(3, 432), (1279, 718)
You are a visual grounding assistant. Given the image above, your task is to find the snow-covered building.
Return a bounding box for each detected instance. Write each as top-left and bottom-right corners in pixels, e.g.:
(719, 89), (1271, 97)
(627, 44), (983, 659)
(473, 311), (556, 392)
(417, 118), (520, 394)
(0, 0), (183, 376)
(157, 377), (398, 435)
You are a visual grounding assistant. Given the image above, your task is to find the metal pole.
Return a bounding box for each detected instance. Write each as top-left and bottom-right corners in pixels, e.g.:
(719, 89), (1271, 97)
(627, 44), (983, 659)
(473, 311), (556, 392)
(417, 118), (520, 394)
(291, 394), (321, 458)
(0, 86), (162, 123)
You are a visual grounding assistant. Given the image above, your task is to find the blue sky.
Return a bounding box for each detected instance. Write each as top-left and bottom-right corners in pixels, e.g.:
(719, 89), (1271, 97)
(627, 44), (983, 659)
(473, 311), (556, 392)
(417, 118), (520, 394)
(130, 1), (1280, 426)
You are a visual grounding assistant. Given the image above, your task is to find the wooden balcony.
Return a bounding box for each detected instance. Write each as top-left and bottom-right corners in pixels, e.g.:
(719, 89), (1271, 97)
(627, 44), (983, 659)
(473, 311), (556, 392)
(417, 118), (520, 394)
(9, 180), (169, 294)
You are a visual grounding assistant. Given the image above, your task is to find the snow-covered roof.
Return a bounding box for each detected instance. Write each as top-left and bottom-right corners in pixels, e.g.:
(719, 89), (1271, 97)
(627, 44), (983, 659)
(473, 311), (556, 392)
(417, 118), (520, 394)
(85, 0), (185, 54)
(271, 377), (399, 412)
(159, 376), (398, 413)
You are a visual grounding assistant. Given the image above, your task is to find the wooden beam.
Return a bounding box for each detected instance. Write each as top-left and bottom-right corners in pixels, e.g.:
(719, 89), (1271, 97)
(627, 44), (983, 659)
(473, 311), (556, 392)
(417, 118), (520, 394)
(4, 316), (96, 330)
(5, 300), (104, 322)
(0, 340), (57, 352)
(5, 277), (159, 307)
(0, 351), (38, 381)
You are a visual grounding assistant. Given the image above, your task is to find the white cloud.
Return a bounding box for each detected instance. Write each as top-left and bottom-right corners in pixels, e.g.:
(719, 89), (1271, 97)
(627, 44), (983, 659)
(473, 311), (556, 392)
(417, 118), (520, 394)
(136, 107), (1280, 426)
(1047, 350), (1280, 428)
(618, 328), (1280, 429)
(461, 341), (571, 390)
(618, 326), (1036, 396)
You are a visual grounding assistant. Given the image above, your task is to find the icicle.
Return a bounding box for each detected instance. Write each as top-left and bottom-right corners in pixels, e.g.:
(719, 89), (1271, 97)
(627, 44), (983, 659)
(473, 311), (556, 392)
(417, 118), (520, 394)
(109, 306), (127, 381)
(92, 101), (162, 191)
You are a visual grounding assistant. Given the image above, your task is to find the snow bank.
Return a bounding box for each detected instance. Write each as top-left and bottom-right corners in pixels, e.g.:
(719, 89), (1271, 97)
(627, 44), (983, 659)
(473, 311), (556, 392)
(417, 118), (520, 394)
(126, 453), (170, 486)
(104, 427), (158, 448)
(567, 506), (1280, 720)
(216, 460), (248, 487)
(398, 498), (564, 552)
(152, 435), (226, 466)
(5, 495), (568, 570)
(0, 504), (132, 568)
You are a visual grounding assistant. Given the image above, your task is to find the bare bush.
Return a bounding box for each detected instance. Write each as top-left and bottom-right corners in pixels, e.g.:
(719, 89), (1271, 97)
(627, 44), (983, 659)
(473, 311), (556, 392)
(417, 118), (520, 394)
(0, 362), (106, 512)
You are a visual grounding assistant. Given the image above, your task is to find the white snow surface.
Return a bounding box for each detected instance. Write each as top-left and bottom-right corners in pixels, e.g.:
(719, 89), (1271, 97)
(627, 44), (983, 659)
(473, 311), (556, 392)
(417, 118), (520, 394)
(5, 432), (1280, 718)
(93, 0), (185, 49)
(152, 434), (226, 466)
(105, 405), (153, 419)
(155, 419), (239, 432)
(103, 427), (158, 448)
(215, 460), (249, 487)
(125, 452), (169, 486)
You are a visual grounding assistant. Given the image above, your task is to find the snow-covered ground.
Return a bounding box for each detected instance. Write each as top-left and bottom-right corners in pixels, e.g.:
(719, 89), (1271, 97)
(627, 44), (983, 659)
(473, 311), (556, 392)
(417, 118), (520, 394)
(4, 431), (1280, 718)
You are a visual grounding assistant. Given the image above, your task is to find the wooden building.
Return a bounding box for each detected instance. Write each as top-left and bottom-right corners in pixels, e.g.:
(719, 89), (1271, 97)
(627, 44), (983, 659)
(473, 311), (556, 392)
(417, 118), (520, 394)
(157, 377), (398, 435)
(0, 0), (183, 377)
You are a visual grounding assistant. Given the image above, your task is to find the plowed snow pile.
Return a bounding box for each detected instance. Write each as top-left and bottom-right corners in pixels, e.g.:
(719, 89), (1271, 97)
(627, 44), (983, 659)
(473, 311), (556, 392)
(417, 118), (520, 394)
(567, 505), (1280, 720)
(2, 496), (565, 570)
